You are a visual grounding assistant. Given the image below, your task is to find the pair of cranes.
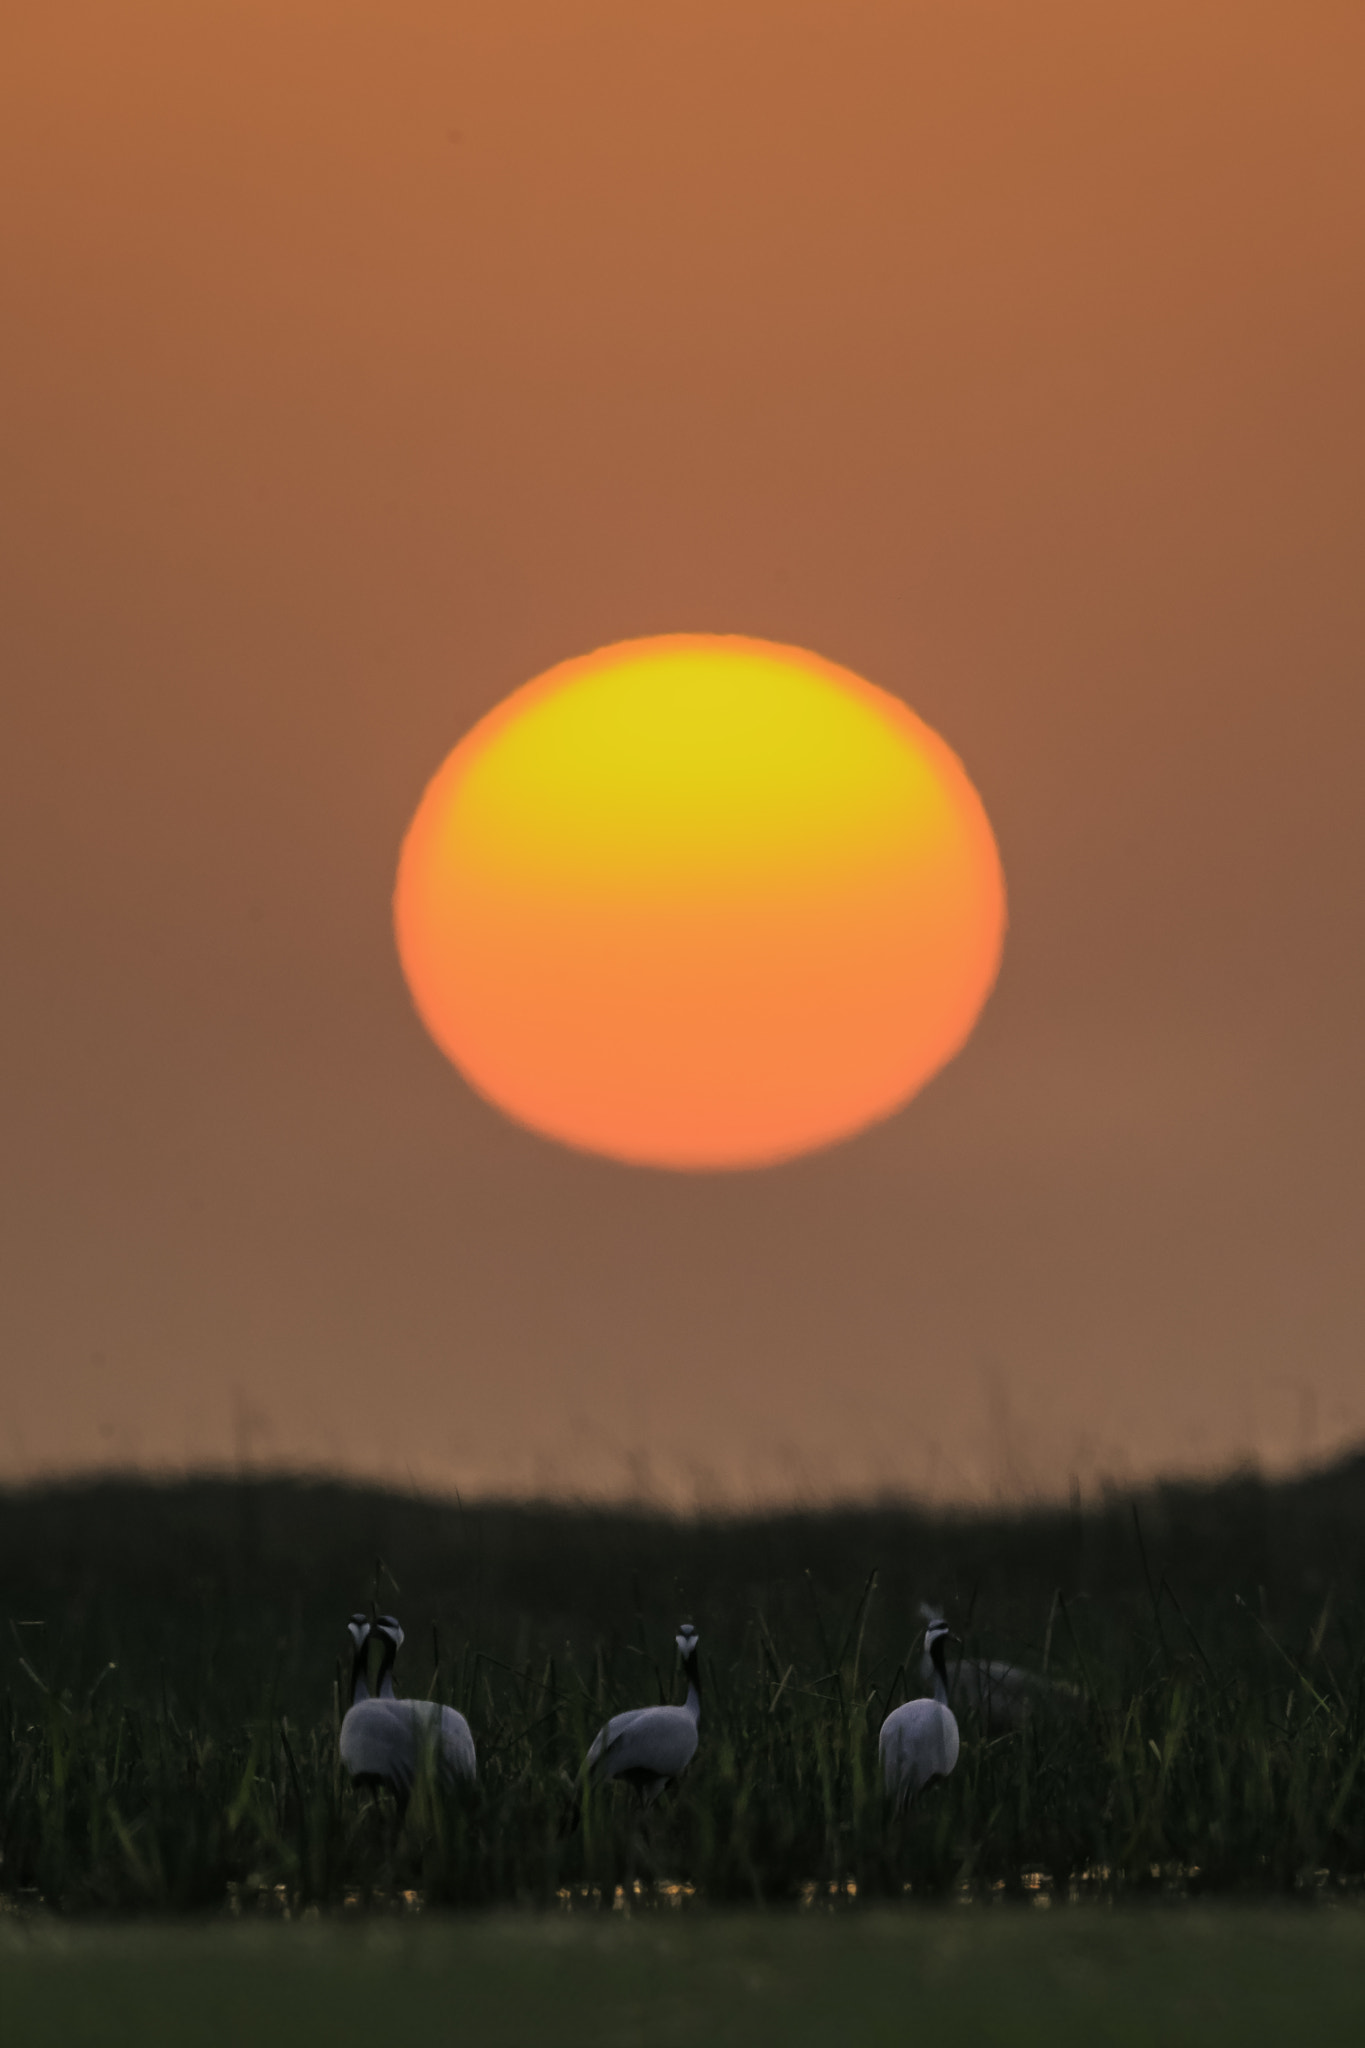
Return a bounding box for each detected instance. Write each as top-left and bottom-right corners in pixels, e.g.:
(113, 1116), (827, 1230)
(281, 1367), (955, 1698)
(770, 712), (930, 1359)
(338, 1613), (477, 1801)
(339, 1611), (962, 1814)
(339, 1614), (701, 1813)
(877, 1613), (1070, 1804)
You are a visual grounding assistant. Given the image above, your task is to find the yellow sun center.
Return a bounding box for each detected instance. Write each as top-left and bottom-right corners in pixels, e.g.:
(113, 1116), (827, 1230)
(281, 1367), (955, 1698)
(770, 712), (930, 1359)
(394, 634), (1006, 1168)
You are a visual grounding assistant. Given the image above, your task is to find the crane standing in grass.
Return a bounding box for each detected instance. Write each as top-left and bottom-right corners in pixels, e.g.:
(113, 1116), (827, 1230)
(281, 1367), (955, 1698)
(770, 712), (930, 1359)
(917, 1603), (1075, 1733)
(576, 1623), (701, 1816)
(880, 1617), (961, 1810)
(338, 1612), (476, 1809)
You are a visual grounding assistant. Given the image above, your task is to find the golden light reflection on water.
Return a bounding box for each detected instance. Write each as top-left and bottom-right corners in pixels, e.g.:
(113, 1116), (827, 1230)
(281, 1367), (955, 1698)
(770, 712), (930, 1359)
(204, 1863), (1365, 1921)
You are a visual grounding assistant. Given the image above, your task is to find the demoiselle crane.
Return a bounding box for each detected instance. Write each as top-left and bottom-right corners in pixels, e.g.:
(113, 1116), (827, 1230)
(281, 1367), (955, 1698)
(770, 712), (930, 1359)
(880, 1618), (961, 1810)
(338, 1612), (476, 1808)
(917, 1604), (1074, 1733)
(578, 1623), (701, 1813)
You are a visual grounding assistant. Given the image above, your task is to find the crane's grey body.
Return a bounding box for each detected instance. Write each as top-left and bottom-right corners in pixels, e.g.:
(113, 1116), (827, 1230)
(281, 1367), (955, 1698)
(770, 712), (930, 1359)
(917, 1607), (1071, 1733)
(582, 1624), (700, 1809)
(340, 1696), (476, 1797)
(923, 1649), (1050, 1733)
(339, 1614), (475, 1805)
(880, 1620), (961, 1810)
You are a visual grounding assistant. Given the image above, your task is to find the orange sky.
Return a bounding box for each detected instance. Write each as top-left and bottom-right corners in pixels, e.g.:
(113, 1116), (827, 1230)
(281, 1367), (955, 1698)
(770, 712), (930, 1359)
(2, 1), (1363, 1504)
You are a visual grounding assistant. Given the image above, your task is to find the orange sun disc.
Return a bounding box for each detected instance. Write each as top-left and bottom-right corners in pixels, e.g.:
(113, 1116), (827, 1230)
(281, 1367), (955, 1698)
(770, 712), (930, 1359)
(394, 634), (1006, 1169)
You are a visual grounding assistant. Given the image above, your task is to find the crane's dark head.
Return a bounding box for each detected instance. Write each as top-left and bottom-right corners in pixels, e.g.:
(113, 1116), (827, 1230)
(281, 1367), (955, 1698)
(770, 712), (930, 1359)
(347, 1613), (371, 1653)
(676, 1623), (700, 1660)
(924, 1618), (956, 1668)
(374, 1614), (405, 1656)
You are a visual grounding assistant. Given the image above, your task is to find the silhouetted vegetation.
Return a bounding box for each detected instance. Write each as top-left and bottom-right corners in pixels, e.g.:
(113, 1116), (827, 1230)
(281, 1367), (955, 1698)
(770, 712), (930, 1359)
(3, 1457), (1365, 1912)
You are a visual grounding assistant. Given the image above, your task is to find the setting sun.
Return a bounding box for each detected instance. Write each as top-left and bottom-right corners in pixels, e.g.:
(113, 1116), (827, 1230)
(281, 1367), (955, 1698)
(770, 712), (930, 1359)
(394, 635), (1006, 1168)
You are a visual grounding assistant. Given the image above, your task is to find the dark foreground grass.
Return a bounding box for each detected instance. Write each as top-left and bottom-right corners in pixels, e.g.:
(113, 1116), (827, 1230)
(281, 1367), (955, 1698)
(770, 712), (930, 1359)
(4, 1462), (1365, 1909)
(5, 1907), (1365, 2047)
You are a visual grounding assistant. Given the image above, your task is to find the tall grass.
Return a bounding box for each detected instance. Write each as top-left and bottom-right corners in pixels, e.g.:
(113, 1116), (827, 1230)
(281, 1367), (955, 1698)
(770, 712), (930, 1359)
(3, 1468), (1365, 1910)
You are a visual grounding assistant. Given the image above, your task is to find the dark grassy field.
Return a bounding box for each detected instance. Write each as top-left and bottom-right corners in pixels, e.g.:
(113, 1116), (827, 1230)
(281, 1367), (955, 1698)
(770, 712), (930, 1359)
(3, 1456), (1365, 1912)
(6, 1908), (1365, 2047)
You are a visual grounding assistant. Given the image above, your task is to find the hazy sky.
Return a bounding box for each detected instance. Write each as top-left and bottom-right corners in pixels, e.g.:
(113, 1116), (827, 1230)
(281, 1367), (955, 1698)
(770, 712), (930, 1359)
(3, 1), (1363, 1504)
